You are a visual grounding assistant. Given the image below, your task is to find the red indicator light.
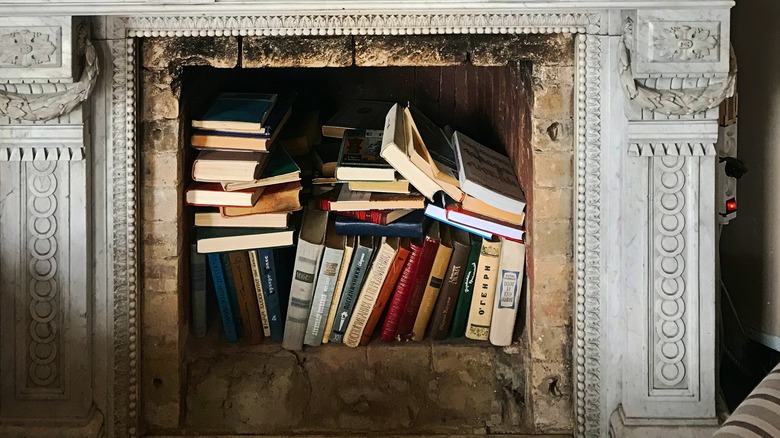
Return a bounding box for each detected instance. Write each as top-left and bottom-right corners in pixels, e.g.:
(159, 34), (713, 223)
(726, 198), (737, 213)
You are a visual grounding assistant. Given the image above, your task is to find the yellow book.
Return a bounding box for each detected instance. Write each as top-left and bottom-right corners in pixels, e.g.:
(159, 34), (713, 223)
(465, 237), (502, 340)
(410, 226), (454, 341)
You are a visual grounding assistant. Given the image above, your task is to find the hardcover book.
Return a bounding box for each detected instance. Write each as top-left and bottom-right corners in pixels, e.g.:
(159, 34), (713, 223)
(348, 180), (410, 194)
(282, 205), (329, 351)
(406, 107), (464, 201)
(195, 208), (288, 228)
(186, 183), (263, 208)
(332, 209), (413, 226)
(258, 247), (295, 342)
(379, 239), (424, 342)
(333, 209), (428, 239)
(344, 237), (400, 347)
(460, 194), (526, 226)
(318, 184), (425, 212)
(220, 181), (303, 217)
(410, 225), (454, 341)
(446, 205), (525, 241)
(192, 150), (272, 183)
(335, 129), (396, 181)
(360, 239), (411, 345)
(228, 251), (265, 344)
(248, 250), (271, 337)
(429, 228), (472, 340)
(423, 197), (492, 239)
(452, 131), (526, 215)
(221, 147), (301, 191)
(220, 253), (244, 339)
(191, 245), (208, 338)
(304, 224), (346, 346)
(322, 100), (394, 139)
(195, 226), (295, 253)
(328, 235), (376, 343)
(465, 237), (503, 340)
(489, 238), (526, 346)
(322, 235), (355, 344)
(192, 92), (277, 132)
(450, 234), (482, 337)
(207, 253), (239, 342)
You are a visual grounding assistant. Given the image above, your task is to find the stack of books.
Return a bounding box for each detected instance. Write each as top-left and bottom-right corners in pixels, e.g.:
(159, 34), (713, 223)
(187, 92), (305, 344)
(189, 97), (528, 350)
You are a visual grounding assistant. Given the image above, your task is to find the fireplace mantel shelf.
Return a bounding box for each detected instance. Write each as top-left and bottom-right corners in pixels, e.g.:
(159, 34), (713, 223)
(0, 1), (733, 438)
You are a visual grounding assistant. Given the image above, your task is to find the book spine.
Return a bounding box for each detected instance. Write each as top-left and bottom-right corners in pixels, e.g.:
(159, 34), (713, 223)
(489, 239), (526, 346)
(322, 241), (354, 344)
(360, 244), (410, 345)
(258, 249), (283, 342)
(303, 248), (343, 346)
(450, 240), (482, 337)
(328, 244), (374, 344)
(379, 242), (423, 342)
(344, 240), (398, 347)
(465, 239), (503, 341)
(410, 242), (453, 341)
(207, 253), (238, 342)
(334, 210), (389, 225)
(429, 240), (471, 340)
(248, 250), (271, 337)
(220, 253), (244, 338)
(282, 241), (324, 351)
(228, 251), (264, 344)
(191, 245), (208, 338)
(394, 239), (440, 341)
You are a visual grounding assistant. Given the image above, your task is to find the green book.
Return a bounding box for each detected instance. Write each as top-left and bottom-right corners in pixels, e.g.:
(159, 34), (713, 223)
(193, 92), (277, 132)
(449, 234), (482, 337)
(196, 226), (295, 254)
(221, 147), (301, 191)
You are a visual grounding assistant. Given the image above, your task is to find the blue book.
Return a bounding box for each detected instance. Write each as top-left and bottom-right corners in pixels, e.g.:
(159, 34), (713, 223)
(206, 253), (238, 342)
(193, 92), (277, 132)
(257, 247), (296, 342)
(328, 236), (376, 343)
(334, 210), (429, 238)
(424, 201), (492, 239)
(219, 253), (244, 339)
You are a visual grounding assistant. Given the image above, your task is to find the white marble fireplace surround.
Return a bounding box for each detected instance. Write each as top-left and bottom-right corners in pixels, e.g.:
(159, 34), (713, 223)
(0, 1), (735, 437)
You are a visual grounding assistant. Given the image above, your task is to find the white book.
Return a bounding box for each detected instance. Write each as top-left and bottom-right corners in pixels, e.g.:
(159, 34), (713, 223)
(322, 235), (356, 344)
(303, 227), (346, 346)
(281, 205), (329, 351)
(465, 237), (502, 341)
(452, 131), (526, 215)
(489, 238), (526, 346)
(343, 237), (400, 347)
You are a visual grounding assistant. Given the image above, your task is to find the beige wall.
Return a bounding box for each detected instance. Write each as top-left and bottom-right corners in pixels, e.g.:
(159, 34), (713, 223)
(721, 0), (780, 344)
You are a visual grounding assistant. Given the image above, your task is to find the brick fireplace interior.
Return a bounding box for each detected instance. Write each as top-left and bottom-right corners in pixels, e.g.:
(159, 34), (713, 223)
(139, 34), (574, 436)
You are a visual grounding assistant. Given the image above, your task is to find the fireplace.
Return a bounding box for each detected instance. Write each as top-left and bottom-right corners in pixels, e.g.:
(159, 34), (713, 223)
(0, 4), (735, 438)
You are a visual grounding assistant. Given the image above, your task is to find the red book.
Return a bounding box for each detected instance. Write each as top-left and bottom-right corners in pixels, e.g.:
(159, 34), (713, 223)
(379, 240), (424, 342)
(393, 222), (441, 341)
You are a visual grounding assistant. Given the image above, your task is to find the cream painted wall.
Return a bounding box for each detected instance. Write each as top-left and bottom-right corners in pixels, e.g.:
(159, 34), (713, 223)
(721, 0), (780, 348)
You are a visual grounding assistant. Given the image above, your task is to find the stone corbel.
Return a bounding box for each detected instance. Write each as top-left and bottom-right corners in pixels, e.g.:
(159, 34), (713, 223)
(619, 11), (735, 117)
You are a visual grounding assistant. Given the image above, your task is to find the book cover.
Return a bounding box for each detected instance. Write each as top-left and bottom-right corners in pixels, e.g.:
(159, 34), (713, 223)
(195, 208), (288, 228)
(489, 239), (526, 346)
(446, 205), (525, 241)
(322, 100), (394, 139)
(258, 247), (294, 342)
(318, 184), (425, 212)
(193, 92), (277, 132)
(453, 131), (526, 215)
(333, 209), (428, 238)
(220, 181), (303, 217)
(460, 194), (526, 226)
(328, 235), (375, 343)
(248, 250), (271, 337)
(450, 234), (482, 337)
(206, 253), (238, 342)
(424, 197), (492, 239)
(380, 103), (441, 200)
(192, 150), (272, 183)
(332, 209), (413, 226)
(429, 228), (472, 340)
(379, 239), (424, 342)
(282, 205), (329, 351)
(221, 147), (301, 191)
(360, 239), (411, 345)
(303, 225), (346, 346)
(186, 182), (263, 208)
(410, 225), (454, 341)
(406, 107), (464, 201)
(228, 251), (264, 344)
(465, 237), (503, 340)
(321, 235), (355, 344)
(195, 226), (295, 253)
(348, 180), (410, 194)
(394, 222), (441, 341)
(219, 252), (244, 339)
(335, 129), (396, 181)
(191, 244), (209, 338)
(344, 237), (400, 347)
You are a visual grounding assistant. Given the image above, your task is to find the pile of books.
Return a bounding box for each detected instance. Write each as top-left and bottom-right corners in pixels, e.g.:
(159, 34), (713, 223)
(189, 97), (527, 349)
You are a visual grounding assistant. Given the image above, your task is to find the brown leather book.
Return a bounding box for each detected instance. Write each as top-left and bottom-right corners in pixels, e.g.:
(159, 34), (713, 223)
(410, 225), (454, 341)
(394, 221), (441, 341)
(220, 181), (302, 217)
(379, 240), (424, 342)
(429, 227), (472, 340)
(228, 251), (264, 344)
(360, 239), (411, 345)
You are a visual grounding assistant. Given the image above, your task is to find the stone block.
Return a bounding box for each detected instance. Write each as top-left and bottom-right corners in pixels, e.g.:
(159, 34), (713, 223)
(470, 34), (575, 66)
(142, 290), (181, 333)
(531, 219), (573, 259)
(142, 70), (180, 121)
(142, 119), (182, 154)
(533, 117), (574, 153)
(355, 35), (468, 66)
(532, 66), (575, 119)
(142, 36), (239, 70)
(529, 325), (570, 363)
(243, 36), (353, 67)
(142, 186), (183, 222)
(533, 187), (573, 221)
(142, 249), (181, 280)
(529, 359), (574, 433)
(142, 151), (182, 189)
(533, 152), (573, 189)
(143, 358), (184, 430)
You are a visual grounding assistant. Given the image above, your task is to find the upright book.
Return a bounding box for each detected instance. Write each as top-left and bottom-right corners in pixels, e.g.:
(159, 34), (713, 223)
(465, 237), (502, 340)
(228, 251), (265, 344)
(429, 228), (472, 340)
(191, 244), (209, 338)
(450, 234), (482, 337)
(321, 235), (355, 344)
(206, 253), (239, 342)
(489, 239), (526, 346)
(379, 239), (425, 342)
(328, 235), (375, 343)
(248, 250), (271, 337)
(220, 253), (244, 339)
(303, 224), (346, 346)
(410, 225), (454, 341)
(343, 237), (400, 347)
(360, 239), (411, 345)
(282, 205), (329, 351)
(193, 92), (277, 132)
(258, 247), (295, 342)
(323, 100), (394, 139)
(394, 222), (441, 341)
(335, 129), (396, 181)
